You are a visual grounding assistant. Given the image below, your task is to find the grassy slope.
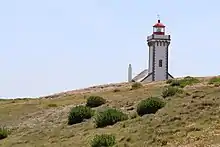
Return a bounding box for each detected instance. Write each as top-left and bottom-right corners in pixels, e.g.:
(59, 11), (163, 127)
(0, 78), (220, 147)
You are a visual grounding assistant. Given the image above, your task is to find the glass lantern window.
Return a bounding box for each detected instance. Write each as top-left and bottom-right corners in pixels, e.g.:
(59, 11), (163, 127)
(154, 27), (164, 32)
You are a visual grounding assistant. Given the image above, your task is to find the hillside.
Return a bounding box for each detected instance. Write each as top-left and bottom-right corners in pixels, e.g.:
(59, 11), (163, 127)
(0, 76), (220, 147)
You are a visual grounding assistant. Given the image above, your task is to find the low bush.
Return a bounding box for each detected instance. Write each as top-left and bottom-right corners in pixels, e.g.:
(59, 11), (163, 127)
(168, 76), (199, 88)
(137, 97), (165, 116)
(169, 80), (181, 87)
(47, 103), (58, 107)
(0, 126), (9, 140)
(162, 86), (183, 98)
(166, 79), (174, 84)
(68, 105), (93, 125)
(131, 82), (143, 90)
(208, 77), (220, 85)
(179, 76), (200, 87)
(90, 134), (116, 147)
(86, 96), (106, 108)
(94, 108), (128, 128)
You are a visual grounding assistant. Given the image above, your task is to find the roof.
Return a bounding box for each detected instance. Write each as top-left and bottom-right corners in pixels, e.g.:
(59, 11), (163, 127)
(153, 20), (165, 28)
(132, 69), (148, 82)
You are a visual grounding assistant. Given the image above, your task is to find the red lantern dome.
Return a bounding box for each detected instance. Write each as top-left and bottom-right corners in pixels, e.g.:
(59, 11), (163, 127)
(153, 20), (165, 35)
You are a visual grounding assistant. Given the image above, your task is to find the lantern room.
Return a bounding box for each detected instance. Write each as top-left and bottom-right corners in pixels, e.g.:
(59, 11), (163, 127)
(153, 20), (165, 35)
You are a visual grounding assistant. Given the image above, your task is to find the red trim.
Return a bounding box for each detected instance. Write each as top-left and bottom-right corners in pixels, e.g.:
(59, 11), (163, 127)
(153, 20), (165, 28)
(153, 32), (165, 35)
(153, 23), (165, 27)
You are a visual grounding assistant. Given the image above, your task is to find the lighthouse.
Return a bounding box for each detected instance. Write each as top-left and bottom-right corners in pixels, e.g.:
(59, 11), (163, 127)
(132, 19), (173, 82)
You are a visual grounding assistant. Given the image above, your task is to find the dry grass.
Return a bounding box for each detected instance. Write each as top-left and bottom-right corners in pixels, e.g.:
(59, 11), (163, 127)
(0, 77), (220, 147)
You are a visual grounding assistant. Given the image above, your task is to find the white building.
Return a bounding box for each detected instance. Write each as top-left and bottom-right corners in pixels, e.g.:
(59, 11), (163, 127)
(132, 19), (174, 82)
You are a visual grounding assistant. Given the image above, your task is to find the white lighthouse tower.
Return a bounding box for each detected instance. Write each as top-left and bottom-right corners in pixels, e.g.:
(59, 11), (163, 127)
(132, 19), (173, 82)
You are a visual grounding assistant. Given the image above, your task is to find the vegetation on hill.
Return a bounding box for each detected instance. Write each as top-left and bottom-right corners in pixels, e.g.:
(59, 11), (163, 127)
(86, 96), (106, 108)
(0, 76), (220, 147)
(208, 76), (220, 86)
(94, 108), (128, 128)
(161, 86), (183, 98)
(136, 97), (165, 116)
(0, 127), (9, 140)
(131, 82), (143, 90)
(90, 134), (116, 147)
(68, 105), (93, 125)
(166, 76), (200, 88)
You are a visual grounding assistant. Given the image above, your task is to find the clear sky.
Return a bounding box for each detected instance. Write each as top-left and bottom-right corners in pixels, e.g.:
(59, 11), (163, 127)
(1, 0), (220, 98)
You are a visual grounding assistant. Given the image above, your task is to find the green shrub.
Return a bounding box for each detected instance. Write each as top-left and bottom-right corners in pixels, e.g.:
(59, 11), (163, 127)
(131, 82), (143, 90)
(162, 86), (183, 98)
(47, 103), (58, 107)
(94, 108), (128, 128)
(166, 79), (174, 84)
(179, 76), (200, 87)
(169, 80), (181, 87)
(208, 77), (220, 85)
(90, 134), (116, 147)
(168, 76), (199, 88)
(86, 96), (106, 108)
(0, 126), (9, 140)
(68, 105), (93, 125)
(137, 97), (165, 116)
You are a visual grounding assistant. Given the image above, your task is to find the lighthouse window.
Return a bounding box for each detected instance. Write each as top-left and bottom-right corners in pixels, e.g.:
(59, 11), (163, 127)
(156, 27), (162, 32)
(159, 60), (163, 67)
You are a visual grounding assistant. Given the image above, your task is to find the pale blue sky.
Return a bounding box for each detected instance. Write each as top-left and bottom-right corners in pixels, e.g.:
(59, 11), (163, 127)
(1, 0), (220, 98)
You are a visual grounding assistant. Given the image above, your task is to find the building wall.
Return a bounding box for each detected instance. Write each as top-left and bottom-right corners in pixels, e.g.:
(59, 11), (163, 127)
(148, 45), (153, 74)
(147, 34), (171, 82)
(154, 41), (169, 81)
